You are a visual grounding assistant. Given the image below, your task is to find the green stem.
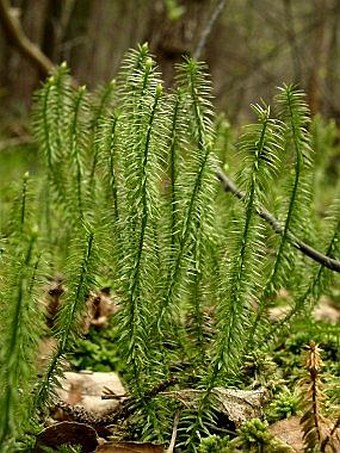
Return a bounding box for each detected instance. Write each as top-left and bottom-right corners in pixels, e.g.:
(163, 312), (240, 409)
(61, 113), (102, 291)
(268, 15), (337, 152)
(70, 88), (86, 221)
(0, 237), (36, 446)
(126, 87), (162, 391)
(247, 89), (304, 346)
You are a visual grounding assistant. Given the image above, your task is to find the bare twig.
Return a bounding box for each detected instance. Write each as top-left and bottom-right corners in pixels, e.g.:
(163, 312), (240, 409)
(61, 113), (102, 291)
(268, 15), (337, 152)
(0, 0), (54, 77)
(194, 0), (228, 60)
(57, 377), (179, 427)
(216, 169), (340, 273)
(0, 1), (338, 274)
(166, 410), (180, 453)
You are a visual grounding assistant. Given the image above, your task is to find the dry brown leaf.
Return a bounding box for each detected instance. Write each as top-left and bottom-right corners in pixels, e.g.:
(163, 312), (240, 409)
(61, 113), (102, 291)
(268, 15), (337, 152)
(162, 387), (266, 427)
(269, 416), (340, 452)
(270, 416), (304, 452)
(43, 274), (65, 329)
(83, 287), (119, 333)
(34, 421), (99, 452)
(42, 278), (118, 334)
(214, 387), (267, 426)
(55, 371), (126, 420)
(96, 442), (164, 453)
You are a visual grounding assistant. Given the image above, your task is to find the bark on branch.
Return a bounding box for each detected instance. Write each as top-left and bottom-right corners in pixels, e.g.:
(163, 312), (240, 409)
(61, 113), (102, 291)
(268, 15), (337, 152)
(194, 0), (228, 60)
(0, 0), (53, 77)
(216, 169), (340, 273)
(0, 0), (338, 274)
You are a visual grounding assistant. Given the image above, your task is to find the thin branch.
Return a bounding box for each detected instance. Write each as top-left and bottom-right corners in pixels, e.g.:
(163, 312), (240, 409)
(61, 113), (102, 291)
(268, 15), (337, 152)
(166, 410), (180, 453)
(194, 0), (228, 60)
(56, 377), (179, 427)
(216, 169), (340, 273)
(0, 0), (54, 77)
(0, 0), (338, 275)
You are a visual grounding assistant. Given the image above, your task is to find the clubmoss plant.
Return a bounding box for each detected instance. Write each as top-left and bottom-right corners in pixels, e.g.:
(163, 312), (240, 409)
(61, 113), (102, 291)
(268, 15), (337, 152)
(0, 174), (44, 450)
(300, 341), (325, 451)
(0, 44), (339, 450)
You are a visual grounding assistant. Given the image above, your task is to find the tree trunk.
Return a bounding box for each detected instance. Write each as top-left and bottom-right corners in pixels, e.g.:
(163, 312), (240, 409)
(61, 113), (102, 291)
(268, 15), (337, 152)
(307, 0), (327, 116)
(148, 0), (211, 86)
(6, 0), (50, 107)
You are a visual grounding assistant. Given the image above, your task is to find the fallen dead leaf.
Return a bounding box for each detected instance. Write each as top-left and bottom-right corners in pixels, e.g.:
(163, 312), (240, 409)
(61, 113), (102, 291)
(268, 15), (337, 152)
(55, 371), (126, 419)
(269, 416), (304, 452)
(214, 387), (267, 427)
(83, 287), (119, 333)
(269, 416), (340, 452)
(42, 277), (118, 334)
(162, 387), (267, 427)
(34, 421), (98, 452)
(96, 442), (164, 452)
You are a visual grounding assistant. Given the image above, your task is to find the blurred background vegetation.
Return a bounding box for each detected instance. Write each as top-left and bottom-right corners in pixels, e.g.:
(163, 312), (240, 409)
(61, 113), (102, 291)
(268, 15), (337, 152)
(0, 0), (339, 219)
(0, 0), (339, 122)
(0, 0), (339, 203)
(0, 5), (339, 447)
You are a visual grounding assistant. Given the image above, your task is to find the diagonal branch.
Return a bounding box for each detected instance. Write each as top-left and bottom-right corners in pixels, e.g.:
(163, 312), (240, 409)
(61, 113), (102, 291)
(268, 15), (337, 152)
(0, 0), (53, 77)
(194, 0), (228, 60)
(1, 0), (338, 275)
(216, 169), (340, 273)
(166, 410), (181, 453)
